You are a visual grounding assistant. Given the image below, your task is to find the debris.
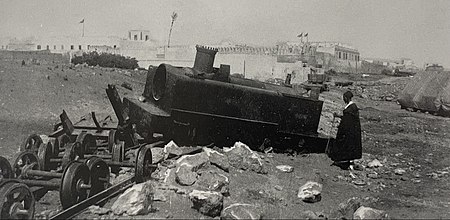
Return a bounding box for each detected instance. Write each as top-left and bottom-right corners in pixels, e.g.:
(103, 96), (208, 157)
(330, 197), (361, 220)
(87, 205), (110, 215)
(276, 165), (294, 173)
(367, 159), (383, 168)
(195, 170), (230, 195)
(203, 148), (230, 172)
(138, 95), (146, 102)
(297, 181), (322, 203)
(302, 210), (326, 219)
(121, 82), (133, 90)
(111, 181), (154, 216)
(224, 142), (266, 174)
(175, 152), (210, 171)
(221, 203), (262, 220)
(394, 168), (406, 175)
(367, 172), (378, 179)
(151, 147), (165, 164)
(353, 206), (388, 219)
(274, 185), (283, 191)
(153, 189), (167, 202)
(352, 179), (367, 186)
(175, 163), (198, 186)
(189, 190), (223, 217)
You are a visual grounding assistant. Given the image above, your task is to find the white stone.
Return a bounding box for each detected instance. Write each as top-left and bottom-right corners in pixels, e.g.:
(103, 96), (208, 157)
(276, 165), (294, 173)
(221, 203), (262, 219)
(297, 181), (323, 203)
(394, 168), (406, 175)
(111, 181), (154, 216)
(189, 190), (223, 217)
(353, 206), (388, 219)
(367, 159), (383, 168)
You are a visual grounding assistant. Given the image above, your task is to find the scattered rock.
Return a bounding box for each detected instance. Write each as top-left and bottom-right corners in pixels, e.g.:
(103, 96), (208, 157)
(367, 172), (378, 179)
(175, 163), (198, 186)
(164, 141), (203, 160)
(302, 210), (327, 219)
(224, 142), (266, 174)
(221, 203), (262, 220)
(353, 206), (388, 219)
(189, 190), (223, 217)
(111, 181), (154, 216)
(274, 185), (283, 191)
(121, 82), (133, 90)
(195, 170), (229, 195)
(352, 179), (367, 186)
(151, 147), (165, 164)
(394, 168), (406, 175)
(297, 181), (322, 203)
(153, 189), (167, 202)
(175, 152), (210, 172)
(276, 165), (294, 173)
(367, 159), (383, 168)
(87, 205), (110, 215)
(203, 148), (230, 172)
(330, 197), (361, 219)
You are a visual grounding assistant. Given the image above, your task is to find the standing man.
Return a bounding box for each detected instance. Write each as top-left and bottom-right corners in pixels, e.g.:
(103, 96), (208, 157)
(329, 91), (362, 169)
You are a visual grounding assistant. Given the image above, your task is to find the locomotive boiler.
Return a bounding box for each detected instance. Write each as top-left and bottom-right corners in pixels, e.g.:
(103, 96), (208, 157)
(122, 45), (333, 152)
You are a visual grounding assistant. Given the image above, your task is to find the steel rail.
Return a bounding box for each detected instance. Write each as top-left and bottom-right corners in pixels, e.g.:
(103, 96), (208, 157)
(49, 176), (135, 220)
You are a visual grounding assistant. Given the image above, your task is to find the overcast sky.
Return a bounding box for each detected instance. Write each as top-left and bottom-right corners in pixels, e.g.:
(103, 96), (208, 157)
(1, 0), (449, 67)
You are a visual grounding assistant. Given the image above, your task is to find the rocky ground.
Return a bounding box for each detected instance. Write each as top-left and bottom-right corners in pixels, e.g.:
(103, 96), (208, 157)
(1, 60), (450, 219)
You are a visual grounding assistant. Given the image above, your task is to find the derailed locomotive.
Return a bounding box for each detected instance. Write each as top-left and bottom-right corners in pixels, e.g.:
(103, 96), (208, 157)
(123, 45), (333, 152)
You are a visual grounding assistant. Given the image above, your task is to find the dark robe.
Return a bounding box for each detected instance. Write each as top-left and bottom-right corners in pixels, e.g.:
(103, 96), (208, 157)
(329, 103), (362, 162)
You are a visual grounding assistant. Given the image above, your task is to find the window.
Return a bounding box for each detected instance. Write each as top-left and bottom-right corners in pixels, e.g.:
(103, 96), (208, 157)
(37, 45), (41, 50)
(87, 45), (90, 50)
(61, 45), (64, 50)
(129, 32), (131, 40)
(70, 45), (74, 50)
(134, 35), (138, 40)
(145, 35), (149, 41)
(113, 45), (116, 49)
(79, 45), (82, 50)
(338, 51), (341, 59)
(54, 45), (57, 50)
(140, 32), (143, 40)
(46, 45), (49, 50)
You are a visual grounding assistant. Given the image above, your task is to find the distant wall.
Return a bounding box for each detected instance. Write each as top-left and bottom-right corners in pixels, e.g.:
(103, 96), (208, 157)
(360, 60), (391, 74)
(0, 50), (70, 64)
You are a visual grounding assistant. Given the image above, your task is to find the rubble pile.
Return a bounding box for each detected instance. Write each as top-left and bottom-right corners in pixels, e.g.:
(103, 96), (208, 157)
(348, 80), (408, 102)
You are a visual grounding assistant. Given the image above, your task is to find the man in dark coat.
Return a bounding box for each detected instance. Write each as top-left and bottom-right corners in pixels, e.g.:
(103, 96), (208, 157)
(329, 91), (362, 169)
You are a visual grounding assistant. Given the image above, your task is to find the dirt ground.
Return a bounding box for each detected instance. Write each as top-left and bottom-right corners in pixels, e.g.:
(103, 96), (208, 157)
(1, 60), (450, 219)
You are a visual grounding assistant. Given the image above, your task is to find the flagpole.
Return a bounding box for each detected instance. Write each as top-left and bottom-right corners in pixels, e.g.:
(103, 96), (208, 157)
(82, 22), (85, 37)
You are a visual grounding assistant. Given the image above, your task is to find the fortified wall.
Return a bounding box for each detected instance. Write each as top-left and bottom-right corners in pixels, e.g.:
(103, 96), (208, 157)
(0, 50), (70, 64)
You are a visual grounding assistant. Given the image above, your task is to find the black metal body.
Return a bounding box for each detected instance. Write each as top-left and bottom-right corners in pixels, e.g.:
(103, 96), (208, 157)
(123, 45), (333, 152)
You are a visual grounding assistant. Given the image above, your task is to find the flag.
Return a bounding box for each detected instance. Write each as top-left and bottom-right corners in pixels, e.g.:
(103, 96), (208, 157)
(79, 19), (85, 24)
(297, 33), (303, 37)
(304, 33), (308, 37)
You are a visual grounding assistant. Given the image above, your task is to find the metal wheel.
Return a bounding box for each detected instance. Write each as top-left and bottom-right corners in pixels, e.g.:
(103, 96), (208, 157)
(11, 152), (40, 178)
(85, 157), (110, 197)
(135, 144), (153, 183)
(20, 134), (42, 153)
(61, 142), (84, 170)
(107, 130), (119, 152)
(60, 162), (90, 209)
(0, 156), (13, 179)
(76, 132), (96, 155)
(37, 143), (56, 172)
(0, 181), (35, 219)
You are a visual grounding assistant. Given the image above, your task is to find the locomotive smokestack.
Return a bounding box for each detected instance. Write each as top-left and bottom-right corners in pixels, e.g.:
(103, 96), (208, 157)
(193, 45), (218, 73)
